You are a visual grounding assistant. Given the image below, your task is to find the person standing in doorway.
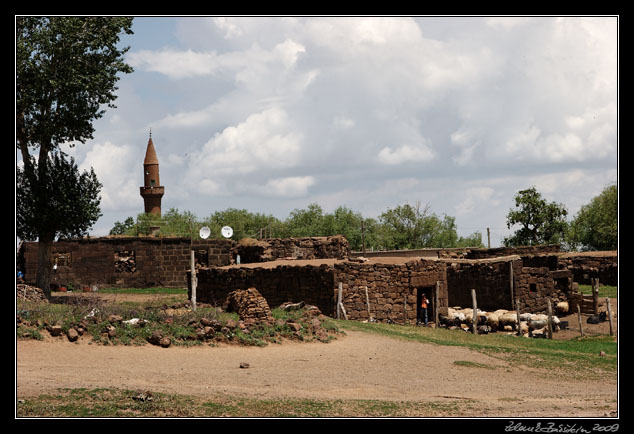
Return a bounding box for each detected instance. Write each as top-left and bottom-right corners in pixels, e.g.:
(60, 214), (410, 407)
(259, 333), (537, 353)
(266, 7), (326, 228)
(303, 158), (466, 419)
(419, 293), (429, 326)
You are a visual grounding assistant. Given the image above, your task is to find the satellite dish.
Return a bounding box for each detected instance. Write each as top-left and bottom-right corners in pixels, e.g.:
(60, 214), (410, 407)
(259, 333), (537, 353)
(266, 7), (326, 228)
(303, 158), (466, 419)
(221, 226), (233, 238)
(199, 226), (211, 239)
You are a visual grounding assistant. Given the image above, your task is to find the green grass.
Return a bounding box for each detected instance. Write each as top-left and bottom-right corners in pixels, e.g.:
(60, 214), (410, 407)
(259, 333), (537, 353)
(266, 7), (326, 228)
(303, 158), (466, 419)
(578, 284), (618, 298)
(16, 387), (470, 418)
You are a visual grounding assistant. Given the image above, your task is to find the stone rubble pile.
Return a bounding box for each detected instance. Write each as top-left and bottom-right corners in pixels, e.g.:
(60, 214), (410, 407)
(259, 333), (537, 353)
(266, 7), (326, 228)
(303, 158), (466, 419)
(16, 284), (49, 303)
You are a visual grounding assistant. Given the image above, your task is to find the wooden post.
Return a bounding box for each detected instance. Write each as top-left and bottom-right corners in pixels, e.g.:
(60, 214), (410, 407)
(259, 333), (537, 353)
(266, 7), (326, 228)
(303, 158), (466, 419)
(339, 302), (348, 320)
(515, 298), (522, 336)
(471, 289), (478, 334)
(403, 294), (407, 325)
(592, 278), (599, 315)
(547, 297), (553, 339)
(606, 297), (614, 336)
(361, 221), (366, 256)
(487, 228), (491, 249)
(435, 281), (440, 326)
(577, 304), (584, 338)
(509, 261), (514, 310)
(190, 250), (197, 311)
(364, 286), (372, 321)
(337, 282), (343, 320)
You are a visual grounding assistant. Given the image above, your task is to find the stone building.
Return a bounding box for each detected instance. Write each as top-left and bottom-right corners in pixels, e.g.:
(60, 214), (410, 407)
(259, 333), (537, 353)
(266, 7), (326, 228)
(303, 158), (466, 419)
(190, 256), (448, 324)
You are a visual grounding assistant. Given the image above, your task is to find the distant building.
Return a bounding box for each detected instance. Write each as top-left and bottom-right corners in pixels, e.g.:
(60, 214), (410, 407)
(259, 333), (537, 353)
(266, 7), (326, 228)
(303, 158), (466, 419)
(139, 131), (164, 216)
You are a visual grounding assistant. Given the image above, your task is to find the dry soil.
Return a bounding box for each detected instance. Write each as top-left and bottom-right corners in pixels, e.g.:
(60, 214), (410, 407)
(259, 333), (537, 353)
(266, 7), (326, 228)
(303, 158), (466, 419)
(16, 293), (618, 418)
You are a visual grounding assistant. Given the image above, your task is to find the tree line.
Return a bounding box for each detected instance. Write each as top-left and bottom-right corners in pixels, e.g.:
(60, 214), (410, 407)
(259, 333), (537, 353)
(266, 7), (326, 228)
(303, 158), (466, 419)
(109, 201), (485, 252)
(110, 182), (618, 254)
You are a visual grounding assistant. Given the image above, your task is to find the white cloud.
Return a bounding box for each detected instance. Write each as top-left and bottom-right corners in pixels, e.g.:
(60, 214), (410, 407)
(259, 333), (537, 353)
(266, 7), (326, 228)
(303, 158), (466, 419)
(485, 17), (534, 30)
(377, 143), (434, 165)
(185, 107), (304, 197)
(260, 176), (316, 198)
(455, 187), (498, 216)
(78, 142), (139, 212)
(127, 38), (306, 82)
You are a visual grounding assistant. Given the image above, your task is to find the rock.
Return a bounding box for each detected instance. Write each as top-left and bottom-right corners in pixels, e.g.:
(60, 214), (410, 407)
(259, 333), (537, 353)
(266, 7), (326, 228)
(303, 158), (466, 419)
(239, 362), (250, 369)
(49, 325), (63, 337)
(67, 328), (79, 342)
(599, 351), (606, 357)
(159, 337), (171, 348)
(148, 330), (163, 346)
(107, 326), (117, 338)
(287, 321), (302, 332)
(108, 314), (123, 324)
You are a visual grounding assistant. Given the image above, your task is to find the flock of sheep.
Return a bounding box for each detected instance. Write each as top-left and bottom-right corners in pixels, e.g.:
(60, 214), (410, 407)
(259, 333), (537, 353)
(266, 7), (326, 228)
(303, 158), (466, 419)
(439, 301), (569, 338)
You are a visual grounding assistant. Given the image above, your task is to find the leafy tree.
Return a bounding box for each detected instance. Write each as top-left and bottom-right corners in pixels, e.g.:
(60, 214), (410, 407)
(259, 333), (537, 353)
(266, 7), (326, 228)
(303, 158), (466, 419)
(378, 202), (463, 250)
(456, 232), (485, 248)
(503, 187), (568, 247)
(282, 203), (327, 238)
(205, 208), (281, 240)
(568, 183), (617, 251)
(17, 153), (102, 296)
(16, 16), (134, 295)
(109, 217), (135, 235)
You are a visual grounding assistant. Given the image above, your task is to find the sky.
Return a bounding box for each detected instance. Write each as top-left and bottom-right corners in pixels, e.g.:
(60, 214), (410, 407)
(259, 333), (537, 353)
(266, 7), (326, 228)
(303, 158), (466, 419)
(37, 16), (618, 247)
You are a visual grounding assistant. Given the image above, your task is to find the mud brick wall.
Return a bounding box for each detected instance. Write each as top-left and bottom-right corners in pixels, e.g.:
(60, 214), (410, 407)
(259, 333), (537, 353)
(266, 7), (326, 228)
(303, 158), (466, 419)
(465, 245), (561, 259)
(446, 258), (521, 311)
(332, 259), (448, 324)
(234, 235), (351, 263)
(190, 264), (337, 315)
(556, 252), (618, 286)
(20, 237), (234, 289)
(445, 255), (574, 314)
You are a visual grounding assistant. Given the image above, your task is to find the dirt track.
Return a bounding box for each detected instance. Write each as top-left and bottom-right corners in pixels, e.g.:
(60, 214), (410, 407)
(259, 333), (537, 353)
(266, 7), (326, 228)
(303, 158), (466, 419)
(17, 331), (617, 417)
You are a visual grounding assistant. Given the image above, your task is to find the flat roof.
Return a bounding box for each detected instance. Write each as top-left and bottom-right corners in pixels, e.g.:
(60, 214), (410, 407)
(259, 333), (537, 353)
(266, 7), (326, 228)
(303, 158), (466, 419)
(218, 256), (429, 270)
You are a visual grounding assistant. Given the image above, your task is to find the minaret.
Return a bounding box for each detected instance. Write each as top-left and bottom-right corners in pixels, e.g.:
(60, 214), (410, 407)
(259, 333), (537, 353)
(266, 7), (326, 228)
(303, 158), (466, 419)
(139, 130), (165, 216)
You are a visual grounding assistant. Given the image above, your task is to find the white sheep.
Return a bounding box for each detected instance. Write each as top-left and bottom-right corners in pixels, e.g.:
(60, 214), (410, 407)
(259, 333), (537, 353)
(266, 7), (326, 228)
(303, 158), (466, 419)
(556, 301), (569, 315)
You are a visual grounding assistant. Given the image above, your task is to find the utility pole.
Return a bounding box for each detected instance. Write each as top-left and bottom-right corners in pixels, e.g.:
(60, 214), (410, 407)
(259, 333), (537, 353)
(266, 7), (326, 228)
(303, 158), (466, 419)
(487, 227), (491, 249)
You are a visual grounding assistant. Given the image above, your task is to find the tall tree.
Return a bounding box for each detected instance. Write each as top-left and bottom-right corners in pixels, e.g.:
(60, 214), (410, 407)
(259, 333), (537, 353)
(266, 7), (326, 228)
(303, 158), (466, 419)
(568, 183), (618, 251)
(503, 187), (568, 247)
(16, 17), (134, 295)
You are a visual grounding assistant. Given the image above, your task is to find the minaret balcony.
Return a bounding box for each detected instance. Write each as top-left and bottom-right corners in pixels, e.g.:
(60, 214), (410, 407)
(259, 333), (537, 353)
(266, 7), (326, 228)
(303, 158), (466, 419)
(140, 186), (165, 197)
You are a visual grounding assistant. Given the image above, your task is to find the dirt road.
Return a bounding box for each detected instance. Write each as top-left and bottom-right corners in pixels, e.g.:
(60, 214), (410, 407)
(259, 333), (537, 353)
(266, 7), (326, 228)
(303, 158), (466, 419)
(16, 328), (617, 417)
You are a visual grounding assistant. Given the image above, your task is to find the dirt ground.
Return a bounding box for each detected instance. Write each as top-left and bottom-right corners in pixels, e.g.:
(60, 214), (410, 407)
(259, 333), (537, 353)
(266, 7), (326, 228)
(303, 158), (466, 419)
(16, 293), (618, 418)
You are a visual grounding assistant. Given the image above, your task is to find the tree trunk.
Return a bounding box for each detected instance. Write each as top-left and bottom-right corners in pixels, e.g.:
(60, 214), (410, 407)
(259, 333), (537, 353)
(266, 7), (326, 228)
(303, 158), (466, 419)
(35, 232), (54, 298)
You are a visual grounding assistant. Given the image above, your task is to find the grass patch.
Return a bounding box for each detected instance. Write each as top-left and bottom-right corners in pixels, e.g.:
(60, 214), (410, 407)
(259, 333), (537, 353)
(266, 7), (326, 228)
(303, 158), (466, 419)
(578, 284), (618, 299)
(16, 387), (472, 418)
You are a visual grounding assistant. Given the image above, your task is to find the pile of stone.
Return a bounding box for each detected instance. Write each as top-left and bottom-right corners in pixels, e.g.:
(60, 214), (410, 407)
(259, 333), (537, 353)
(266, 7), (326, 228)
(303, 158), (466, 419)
(114, 250), (136, 273)
(16, 284), (49, 303)
(223, 287), (274, 323)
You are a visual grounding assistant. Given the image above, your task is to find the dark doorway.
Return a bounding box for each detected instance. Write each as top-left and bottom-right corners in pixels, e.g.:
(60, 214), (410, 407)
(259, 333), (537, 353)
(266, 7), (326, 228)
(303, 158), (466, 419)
(416, 286), (435, 325)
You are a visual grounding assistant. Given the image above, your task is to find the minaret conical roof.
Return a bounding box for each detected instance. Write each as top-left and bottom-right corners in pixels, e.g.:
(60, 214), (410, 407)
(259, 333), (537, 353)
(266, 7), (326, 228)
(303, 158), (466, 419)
(144, 135), (159, 165)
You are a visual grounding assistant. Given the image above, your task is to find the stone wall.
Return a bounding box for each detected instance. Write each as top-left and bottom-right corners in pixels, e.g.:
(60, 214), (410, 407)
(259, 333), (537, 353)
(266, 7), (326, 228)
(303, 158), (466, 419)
(332, 259), (448, 324)
(19, 237), (234, 289)
(234, 235), (350, 263)
(190, 258), (447, 324)
(444, 255), (574, 314)
(556, 251), (618, 286)
(190, 263), (336, 315)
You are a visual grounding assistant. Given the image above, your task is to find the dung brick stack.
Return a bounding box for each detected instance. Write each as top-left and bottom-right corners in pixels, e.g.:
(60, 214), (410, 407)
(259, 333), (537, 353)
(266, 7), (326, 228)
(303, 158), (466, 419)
(224, 287), (274, 323)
